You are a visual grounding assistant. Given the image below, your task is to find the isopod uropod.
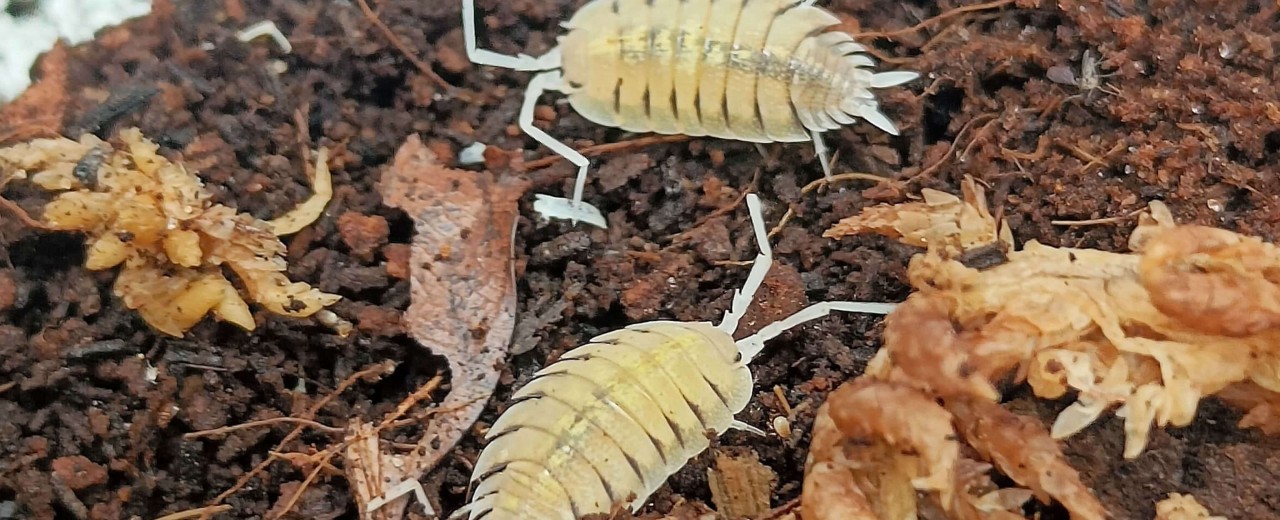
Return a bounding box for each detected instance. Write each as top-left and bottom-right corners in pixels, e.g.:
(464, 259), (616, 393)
(373, 193), (892, 519)
(462, 0), (920, 228)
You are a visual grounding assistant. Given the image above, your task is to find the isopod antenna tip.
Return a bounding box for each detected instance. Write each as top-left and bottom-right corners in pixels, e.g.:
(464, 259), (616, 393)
(737, 300), (900, 363)
(717, 193), (772, 336)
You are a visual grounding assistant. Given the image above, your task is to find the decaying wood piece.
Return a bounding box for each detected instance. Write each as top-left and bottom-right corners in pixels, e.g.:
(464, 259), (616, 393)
(706, 450), (777, 519)
(374, 134), (528, 517)
(802, 199), (1280, 520)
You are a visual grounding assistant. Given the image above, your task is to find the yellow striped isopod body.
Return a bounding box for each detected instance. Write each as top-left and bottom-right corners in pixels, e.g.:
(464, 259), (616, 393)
(445, 194), (897, 520)
(461, 0), (920, 228)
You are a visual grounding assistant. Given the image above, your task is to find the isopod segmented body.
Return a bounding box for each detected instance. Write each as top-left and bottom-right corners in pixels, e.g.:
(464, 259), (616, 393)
(442, 194), (897, 520)
(558, 0), (916, 143)
(466, 321), (750, 519)
(461, 0), (919, 228)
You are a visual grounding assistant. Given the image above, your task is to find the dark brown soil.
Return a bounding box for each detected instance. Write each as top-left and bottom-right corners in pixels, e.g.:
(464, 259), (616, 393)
(2, 0), (1279, 519)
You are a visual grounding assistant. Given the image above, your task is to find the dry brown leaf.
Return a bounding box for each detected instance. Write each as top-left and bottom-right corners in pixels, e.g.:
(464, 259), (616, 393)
(1154, 493), (1226, 520)
(0, 41), (68, 145)
(375, 134), (528, 518)
(823, 175), (1012, 256)
(706, 450), (776, 519)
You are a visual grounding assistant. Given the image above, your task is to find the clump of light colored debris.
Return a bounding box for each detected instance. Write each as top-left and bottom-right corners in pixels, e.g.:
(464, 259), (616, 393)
(0, 0), (152, 101)
(0, 127), (340, 336)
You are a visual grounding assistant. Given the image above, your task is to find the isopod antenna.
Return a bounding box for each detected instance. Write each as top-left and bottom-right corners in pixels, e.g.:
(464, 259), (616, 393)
(716, 192), (896, 361)
(715, 192), (774, 336)
(718, 194), (898, 363)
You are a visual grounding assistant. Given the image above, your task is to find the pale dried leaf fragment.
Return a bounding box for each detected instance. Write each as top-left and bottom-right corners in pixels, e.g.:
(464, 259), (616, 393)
(824, 175), (1012, 256)
(706, 450), (776, 519)
(375, 134), (528, 518)
(1154, 493), (1226, 520)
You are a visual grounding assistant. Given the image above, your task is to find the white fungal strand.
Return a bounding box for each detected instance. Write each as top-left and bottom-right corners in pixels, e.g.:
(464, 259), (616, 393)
(465, 321), (750, 519)
(558, 0), (916, 143)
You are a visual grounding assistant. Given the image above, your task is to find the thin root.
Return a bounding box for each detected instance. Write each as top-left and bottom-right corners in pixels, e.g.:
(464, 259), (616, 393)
(522, 134), (691, 171)
(153, 505), (234, 520)
(183, 417), (344, 440)
(855, 0), (1016, 41)
(356, 0), (454, 91)
(1051, 207), (1146, 227)
(196, 361), (397, 519)
(767, 172), (900, 239)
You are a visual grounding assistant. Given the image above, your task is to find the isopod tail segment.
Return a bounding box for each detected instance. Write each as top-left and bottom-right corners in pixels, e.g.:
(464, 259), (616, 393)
(460, 0), (920, 230)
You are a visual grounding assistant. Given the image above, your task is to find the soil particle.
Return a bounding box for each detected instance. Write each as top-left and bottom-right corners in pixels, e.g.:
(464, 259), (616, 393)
(49, 455), (108, 491)
(336, 211), (391, 261)
(0, 270), (14, 312)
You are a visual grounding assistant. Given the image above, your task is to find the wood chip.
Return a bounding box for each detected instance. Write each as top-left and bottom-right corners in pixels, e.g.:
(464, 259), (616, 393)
(707, 449), (777, 519)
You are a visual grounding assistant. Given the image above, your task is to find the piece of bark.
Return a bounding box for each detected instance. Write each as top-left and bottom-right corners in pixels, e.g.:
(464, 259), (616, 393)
(707, 449), (777, 519)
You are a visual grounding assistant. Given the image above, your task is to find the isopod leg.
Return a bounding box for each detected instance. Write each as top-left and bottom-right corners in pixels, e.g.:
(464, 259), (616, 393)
(737, 301), (900, 362)
(812, 130), (834, 180)
(365, 478), (435, 517)
(717, 193), (773, 335)
(729, 419), (767, 436)
(462, 0), (561, 71)
(521, 71), (608, 228)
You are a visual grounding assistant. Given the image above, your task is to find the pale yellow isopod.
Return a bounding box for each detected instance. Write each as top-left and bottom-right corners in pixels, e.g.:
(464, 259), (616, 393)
(461, 0), (920, 228)
(358, 194), (895, 519)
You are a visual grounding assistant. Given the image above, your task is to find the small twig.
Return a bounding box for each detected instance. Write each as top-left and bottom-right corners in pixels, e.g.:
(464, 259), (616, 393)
(1051, 207), (1145, 226)
(356, 0), (454, 91)
(521, 134), (691, 171)
(1001, 134), (1051, 162)
(0, 381), (14, 393)
(959, 117), (1000, 161)
(920, 114), (995, 179)
(270, 450), (344, 476)
(855, 0), (1017, 40)
(184, 417), (344, 440)
(268, 445), (344, 520)
(154, 505), (233, 520)
(197, 361), (396, 519)
(377, 375), (445, 430)
(666, 168), (761, 245)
